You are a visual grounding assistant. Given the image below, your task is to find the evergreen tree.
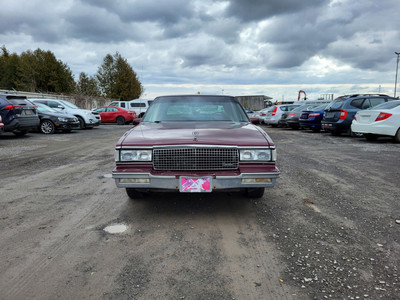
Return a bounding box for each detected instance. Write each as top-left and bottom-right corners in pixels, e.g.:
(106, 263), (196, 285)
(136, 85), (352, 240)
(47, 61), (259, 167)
(96, 52), (143, 100)
(76, 72), (100, 96)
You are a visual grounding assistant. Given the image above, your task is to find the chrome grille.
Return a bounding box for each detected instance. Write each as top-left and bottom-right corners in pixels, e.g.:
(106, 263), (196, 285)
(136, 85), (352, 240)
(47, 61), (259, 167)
(153, 147), (239, 170)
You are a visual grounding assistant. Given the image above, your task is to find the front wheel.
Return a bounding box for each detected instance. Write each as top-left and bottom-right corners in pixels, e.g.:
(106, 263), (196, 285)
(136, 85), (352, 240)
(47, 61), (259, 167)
(246, 188), (265, 198)
(77, 116), (85, 129)
(40, 120), (55, 134)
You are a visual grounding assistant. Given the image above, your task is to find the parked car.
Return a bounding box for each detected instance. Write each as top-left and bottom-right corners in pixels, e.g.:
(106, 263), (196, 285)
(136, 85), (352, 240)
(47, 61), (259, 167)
(322, 94), (397, 135)
(0, 94), (40, 136)
(34, 103), (80, 134)
(299, 104), (329, 132)
(30, 98), (100, 129)
(258, 107), (274, 124)
(281, 104), (321, 129)
(351, 100), (400, 142)
(0, 115), (4, 134)
(254, 107), (270, 121)
(245, 108), (255, 117)
(109, 99), (153, 118)
(93, 106), (137, 125)
(112, 95), (280, 200)
(263, 104), (302, 127)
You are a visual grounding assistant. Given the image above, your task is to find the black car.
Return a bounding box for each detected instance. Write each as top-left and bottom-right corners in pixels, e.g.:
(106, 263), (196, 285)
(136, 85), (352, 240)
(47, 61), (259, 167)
(0, 94), (40, 136)
(322, 94), (398, 135)
(34, 103), (80, 134)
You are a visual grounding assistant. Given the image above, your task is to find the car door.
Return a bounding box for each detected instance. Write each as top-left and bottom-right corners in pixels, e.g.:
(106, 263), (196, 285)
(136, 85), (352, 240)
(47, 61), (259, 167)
(95, 107), (108, 122)
(106, 107), (119, 122)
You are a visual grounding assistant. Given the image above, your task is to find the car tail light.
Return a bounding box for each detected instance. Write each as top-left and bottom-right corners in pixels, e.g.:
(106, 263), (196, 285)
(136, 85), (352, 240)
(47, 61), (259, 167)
(339, 109), (348, 119)
(288, 113), (296, 117)
(261, 113), (266, 116)
(3, 104), (22, 110)
(375, 112), (392, 121)
(308, 113), (320, 117)
(272, 107), (278, 116)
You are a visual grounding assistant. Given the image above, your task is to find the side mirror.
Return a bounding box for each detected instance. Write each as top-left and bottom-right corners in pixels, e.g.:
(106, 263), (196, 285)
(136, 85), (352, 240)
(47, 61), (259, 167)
(58, 105), (64, 109)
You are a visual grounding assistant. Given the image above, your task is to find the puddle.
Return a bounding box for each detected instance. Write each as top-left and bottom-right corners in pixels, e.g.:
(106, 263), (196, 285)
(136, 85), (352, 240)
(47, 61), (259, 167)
(104, 224), (128, 234)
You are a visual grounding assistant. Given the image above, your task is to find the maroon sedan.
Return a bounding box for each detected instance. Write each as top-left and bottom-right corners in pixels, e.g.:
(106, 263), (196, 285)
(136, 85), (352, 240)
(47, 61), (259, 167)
(112, 95), (280, 199)
(93, 106), (137, 125)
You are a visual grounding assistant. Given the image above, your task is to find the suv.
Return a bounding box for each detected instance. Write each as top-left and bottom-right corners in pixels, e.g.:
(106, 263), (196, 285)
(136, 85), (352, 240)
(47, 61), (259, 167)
(322, 94), (397, 135)
(30, 98), (100, 129)
(0, 94), (40, 136)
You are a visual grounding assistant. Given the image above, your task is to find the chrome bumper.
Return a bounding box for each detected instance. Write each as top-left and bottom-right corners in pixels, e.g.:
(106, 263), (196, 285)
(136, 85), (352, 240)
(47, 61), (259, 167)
(112, 172), (280, 190)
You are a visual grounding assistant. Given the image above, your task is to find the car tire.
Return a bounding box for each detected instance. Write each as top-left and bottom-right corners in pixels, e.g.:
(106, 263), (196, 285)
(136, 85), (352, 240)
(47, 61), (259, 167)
(126, 188), (146, 200)
(40, 120), (55, 134)
(271, 124), (278, 128)
(394, 128), (400, 143)
(364, 133), (378, 141)
(246, 188), (265, 198)
(77, 116), (85, 129)
(116, 116), (126, 125)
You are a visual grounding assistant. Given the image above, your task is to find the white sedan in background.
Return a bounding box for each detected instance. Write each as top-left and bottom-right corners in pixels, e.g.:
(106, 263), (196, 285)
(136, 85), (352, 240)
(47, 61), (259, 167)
(351, 100), (400, 142)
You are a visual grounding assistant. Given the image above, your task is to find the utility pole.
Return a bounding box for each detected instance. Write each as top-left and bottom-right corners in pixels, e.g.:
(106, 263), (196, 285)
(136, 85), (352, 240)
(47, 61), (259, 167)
(394, 52), (400, 97)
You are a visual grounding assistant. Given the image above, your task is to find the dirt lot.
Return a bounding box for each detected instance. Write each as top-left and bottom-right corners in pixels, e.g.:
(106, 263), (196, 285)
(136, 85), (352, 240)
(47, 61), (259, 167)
(0, 124), (399, 299)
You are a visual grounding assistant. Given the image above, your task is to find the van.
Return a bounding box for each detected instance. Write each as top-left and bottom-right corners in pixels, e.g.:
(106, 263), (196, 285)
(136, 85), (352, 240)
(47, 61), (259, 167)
(109, 99), (153, 118)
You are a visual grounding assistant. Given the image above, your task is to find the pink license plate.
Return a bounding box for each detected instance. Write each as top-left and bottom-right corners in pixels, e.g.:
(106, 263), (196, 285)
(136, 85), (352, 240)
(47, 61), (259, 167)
(179, 177), (212, 193)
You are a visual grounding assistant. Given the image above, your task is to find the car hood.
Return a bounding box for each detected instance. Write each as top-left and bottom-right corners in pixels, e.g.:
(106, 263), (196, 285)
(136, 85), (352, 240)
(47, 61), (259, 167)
(118, 122), (274, 147)
(39, 111), (76, 119)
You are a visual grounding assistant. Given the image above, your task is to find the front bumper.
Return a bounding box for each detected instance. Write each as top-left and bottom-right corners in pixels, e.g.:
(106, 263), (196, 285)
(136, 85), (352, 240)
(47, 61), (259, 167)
(112, 171), (280, 190)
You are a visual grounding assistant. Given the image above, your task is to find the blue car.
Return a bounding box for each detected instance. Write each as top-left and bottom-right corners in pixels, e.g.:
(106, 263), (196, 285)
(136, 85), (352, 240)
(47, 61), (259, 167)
(299, 104), (327, 132)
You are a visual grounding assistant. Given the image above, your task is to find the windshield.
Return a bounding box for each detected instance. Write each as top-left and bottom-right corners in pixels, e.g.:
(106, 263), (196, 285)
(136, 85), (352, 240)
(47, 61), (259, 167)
(60, 100), (79, 109)
(142, 96), (250, 122)
(369, 100), (400, 110)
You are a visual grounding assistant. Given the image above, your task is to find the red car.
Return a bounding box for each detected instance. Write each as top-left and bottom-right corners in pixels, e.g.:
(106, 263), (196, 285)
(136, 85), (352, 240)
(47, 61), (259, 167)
(112, 95), (280, 200)
(93, 106), (137, 125)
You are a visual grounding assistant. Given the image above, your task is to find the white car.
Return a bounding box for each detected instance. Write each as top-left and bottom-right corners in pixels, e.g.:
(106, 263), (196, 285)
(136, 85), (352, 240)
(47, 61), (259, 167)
(351, 100), (400, 142)
(263, 104), (302, 127)
(30, 98), (101, 129)
(109, 99), (153, 118)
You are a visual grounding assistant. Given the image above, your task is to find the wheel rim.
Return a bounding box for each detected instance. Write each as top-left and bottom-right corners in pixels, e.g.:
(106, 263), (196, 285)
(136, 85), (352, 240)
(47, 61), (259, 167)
(41, 121), (54, 134)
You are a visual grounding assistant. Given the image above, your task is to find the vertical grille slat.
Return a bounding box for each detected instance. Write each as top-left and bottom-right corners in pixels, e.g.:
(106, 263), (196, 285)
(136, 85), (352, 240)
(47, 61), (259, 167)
(153, 147), (239, 170)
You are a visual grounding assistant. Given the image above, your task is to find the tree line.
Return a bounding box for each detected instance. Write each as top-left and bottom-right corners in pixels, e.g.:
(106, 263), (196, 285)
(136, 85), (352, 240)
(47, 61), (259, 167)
(0, 46), (143, 100)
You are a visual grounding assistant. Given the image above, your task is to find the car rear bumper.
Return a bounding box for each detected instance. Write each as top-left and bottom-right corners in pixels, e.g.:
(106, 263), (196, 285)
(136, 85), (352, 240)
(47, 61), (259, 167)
(4, 117), (40, 132)
(351, 122), (397, 136)
(112, 171), (280, 190)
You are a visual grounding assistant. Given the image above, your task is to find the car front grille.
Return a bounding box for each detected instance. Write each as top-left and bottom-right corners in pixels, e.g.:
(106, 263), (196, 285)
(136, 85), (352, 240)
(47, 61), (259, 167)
(153, 147), (239, 170)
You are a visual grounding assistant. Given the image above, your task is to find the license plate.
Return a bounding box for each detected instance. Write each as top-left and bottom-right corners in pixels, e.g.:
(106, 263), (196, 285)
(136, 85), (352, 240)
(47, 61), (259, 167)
(24, 110), (33, 115)
(179, 177), (212, 193)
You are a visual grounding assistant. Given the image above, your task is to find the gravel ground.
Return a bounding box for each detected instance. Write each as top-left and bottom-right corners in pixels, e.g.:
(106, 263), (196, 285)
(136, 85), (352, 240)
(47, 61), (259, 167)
(0, 124), (399, 299)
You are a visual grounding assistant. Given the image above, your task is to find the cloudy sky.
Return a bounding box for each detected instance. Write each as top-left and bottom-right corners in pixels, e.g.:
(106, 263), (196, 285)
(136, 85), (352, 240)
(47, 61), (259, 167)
(1, 0), (400, 101)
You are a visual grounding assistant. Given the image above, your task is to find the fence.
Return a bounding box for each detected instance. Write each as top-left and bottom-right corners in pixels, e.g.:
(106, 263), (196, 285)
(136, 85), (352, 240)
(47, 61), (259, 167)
(0, 89), (111, 110)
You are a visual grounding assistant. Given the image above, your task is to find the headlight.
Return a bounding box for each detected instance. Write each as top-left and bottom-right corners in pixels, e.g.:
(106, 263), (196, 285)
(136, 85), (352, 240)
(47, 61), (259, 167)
(240, 149), (272, 161)
(57, 117), (68, 122)
(117, 150), (152, 162)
